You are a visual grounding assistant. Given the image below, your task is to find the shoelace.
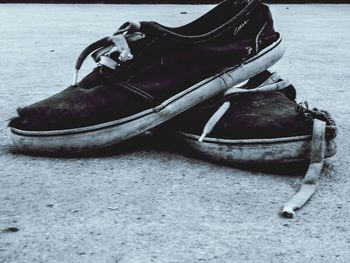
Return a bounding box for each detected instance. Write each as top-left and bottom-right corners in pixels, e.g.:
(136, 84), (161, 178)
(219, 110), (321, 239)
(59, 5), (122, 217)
(282, 118), (326, 218)
(198, 72), (290, 142)
(72, 21), (145, 85)
(281, 104), (337, 218)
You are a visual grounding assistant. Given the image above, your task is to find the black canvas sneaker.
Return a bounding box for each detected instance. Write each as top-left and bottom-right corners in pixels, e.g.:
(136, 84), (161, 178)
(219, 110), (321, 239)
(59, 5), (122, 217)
(174, 70), (337, 217)
(176, 70), (336, 163)
(9, 0), (284, 153)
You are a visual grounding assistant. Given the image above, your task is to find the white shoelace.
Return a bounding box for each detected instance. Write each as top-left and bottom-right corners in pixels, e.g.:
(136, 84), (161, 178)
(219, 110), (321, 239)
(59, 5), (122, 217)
(72, 22), (145, 85)
(282, 119), (326, 218)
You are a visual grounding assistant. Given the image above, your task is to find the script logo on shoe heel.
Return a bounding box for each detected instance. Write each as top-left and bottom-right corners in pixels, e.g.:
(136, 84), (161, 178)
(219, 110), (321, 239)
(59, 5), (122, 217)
(234, 19), (249, 36)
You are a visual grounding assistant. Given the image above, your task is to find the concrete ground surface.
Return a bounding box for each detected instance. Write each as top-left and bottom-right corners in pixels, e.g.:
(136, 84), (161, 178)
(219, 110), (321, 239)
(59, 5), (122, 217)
(0, 4), (350, 263)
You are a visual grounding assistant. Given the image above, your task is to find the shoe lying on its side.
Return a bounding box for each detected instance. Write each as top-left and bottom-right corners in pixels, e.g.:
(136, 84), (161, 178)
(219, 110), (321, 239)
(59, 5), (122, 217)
(9, 0), (284, 154)
(176, 71), (336, 163)
(175, 70), (337, 217)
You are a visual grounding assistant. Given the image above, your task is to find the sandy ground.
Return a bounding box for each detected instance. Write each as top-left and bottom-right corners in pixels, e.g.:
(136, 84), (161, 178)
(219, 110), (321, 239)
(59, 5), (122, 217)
(0, 4), (350, 263)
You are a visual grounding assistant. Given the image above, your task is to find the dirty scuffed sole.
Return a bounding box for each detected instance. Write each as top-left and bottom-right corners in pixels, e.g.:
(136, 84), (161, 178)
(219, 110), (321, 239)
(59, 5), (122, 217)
(178, 132), (337, 164)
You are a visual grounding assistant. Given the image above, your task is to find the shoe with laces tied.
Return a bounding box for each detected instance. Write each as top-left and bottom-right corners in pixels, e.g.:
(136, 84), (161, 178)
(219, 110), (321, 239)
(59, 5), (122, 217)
(174, 70), (337, 217)
(9, 0), (284, 154)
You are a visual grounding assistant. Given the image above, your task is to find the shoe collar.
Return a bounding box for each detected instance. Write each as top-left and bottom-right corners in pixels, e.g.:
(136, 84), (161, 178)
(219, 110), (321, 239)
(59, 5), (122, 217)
(140, 0), (262, 43)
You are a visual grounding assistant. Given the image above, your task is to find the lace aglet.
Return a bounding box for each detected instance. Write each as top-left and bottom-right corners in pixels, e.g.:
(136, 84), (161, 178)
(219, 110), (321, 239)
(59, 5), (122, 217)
(281, 207), (295, 218)
(73, 70), (79, 86)
(197, 101), (231, 142)
(198, 132), (207, 142)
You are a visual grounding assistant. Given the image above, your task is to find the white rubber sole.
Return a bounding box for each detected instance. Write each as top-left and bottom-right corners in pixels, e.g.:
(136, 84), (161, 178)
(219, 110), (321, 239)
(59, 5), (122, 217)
(178, 132), (337, 164)
(11, 37), (285, 153)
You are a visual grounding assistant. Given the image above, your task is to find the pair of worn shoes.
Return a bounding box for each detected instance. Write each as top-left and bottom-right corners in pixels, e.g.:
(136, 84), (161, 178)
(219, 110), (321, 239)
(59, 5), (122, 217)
(8, 0), (337, 217)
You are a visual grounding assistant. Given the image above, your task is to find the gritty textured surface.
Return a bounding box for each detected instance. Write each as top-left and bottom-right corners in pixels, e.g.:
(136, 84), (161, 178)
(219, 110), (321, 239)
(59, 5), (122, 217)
(0, 4), (350, 263)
